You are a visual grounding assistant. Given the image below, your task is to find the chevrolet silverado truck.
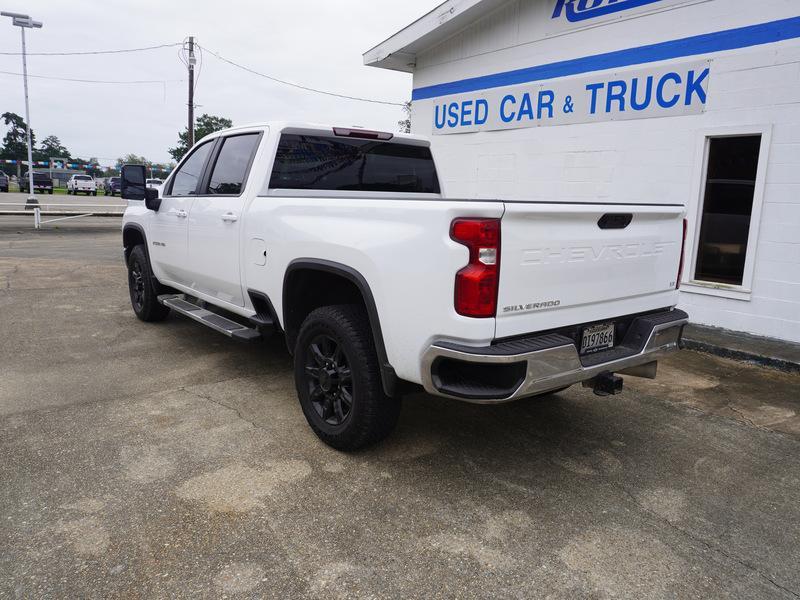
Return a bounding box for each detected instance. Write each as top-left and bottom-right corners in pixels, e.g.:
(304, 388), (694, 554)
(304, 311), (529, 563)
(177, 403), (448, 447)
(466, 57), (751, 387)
(120, 122), (688, 450)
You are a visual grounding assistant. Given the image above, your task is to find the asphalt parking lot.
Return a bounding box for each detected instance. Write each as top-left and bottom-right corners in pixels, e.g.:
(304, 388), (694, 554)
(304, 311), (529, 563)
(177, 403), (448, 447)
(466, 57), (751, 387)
(2, 216), (799, 599)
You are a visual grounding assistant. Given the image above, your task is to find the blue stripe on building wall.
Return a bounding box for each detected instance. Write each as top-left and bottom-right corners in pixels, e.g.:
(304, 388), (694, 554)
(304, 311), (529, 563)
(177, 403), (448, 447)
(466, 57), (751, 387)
(411, 16), (800, 101)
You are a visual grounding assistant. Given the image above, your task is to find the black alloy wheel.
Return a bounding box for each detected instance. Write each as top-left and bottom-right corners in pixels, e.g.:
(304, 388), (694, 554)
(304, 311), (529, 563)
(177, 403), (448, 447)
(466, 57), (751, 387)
(293, 304), (401, 450)
(128, 257), (145, 313)
(303, 334), (354, 426)
(126, 245), (170, 322)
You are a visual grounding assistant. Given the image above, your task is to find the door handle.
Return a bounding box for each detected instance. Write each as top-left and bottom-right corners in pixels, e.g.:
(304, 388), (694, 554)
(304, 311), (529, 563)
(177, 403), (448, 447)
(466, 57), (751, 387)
(221, 212), (238, 223)
(169, 209), (188, 218)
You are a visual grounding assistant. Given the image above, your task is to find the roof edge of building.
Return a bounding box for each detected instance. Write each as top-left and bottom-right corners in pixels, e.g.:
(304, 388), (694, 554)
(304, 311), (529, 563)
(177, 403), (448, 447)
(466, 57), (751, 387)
(363, 0), (504, 73)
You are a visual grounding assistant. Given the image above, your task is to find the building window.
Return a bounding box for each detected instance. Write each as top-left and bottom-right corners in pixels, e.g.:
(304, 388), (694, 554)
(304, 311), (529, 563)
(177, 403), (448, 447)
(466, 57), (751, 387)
(693, 135), (762, 286)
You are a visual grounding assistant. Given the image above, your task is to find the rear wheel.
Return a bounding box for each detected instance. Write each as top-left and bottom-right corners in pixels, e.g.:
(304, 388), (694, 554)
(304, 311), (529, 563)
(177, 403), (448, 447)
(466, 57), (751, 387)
(127, 245), (170, 322)
(294, 305), (401, 450)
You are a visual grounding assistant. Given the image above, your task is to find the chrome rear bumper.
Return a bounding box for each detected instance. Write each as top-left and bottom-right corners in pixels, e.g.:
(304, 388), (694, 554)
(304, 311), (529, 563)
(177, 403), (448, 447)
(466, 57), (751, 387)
(420, 309), (688, 403)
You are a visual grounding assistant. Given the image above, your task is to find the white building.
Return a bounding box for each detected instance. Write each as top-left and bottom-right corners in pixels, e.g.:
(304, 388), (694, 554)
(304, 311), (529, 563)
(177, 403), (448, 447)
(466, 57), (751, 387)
(365, 0), (800, 344)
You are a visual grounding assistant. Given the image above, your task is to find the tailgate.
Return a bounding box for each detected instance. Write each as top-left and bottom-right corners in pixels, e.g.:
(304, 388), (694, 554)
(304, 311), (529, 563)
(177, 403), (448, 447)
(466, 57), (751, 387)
(496, 202), (684, 339)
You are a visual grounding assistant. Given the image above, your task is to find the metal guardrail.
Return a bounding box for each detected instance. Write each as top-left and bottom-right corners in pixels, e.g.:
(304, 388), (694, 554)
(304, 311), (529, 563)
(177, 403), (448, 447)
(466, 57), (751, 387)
(0, 202), (126, 228)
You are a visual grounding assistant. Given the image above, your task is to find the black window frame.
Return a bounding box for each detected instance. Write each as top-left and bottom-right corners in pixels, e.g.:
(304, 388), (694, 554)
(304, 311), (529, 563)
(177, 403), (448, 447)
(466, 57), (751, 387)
(692, 134), (763, 287)
(197, 132), (263, 198)
(164, 139), (217, 198)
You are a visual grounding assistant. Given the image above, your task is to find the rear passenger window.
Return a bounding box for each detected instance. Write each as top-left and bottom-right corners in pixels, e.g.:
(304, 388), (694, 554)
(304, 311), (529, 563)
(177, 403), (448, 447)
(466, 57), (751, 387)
(269, 134), (440, 194)
(205, 134), (260, 195)
(168, 141), (213, 196)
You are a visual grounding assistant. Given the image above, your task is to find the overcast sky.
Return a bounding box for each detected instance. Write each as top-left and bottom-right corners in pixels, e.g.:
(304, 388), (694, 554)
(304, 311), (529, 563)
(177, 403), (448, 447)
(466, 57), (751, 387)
(0, 0), (439, 165)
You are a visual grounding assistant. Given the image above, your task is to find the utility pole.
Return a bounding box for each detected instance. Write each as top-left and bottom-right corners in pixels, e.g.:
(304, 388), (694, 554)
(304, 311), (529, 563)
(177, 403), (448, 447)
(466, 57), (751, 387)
(187, 36), (195, 148)
(2, 12), (43, 207)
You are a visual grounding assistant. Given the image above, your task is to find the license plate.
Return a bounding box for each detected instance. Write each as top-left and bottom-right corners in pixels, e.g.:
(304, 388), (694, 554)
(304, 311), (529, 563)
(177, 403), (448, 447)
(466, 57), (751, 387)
(580, 323), (615, 355)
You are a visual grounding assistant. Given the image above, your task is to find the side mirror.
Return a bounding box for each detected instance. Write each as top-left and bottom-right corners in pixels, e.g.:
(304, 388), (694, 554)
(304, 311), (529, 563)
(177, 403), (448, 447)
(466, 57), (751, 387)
(121, 164), (146, 200)
(145, 188), (161, 211)
(121, 164), (161, 210)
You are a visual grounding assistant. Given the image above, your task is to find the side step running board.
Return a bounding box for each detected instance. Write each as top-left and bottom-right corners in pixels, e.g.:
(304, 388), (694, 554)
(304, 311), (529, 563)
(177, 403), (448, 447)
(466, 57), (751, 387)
(158, 294), (261, 342)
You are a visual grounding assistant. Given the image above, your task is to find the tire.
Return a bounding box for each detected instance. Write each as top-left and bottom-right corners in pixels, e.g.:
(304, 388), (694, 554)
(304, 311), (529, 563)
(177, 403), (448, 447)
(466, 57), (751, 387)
(48, 189), (53, 194)
(127, 245), (170, 322)
(294, 304), (401, 451)
(92, 191), (97, 196)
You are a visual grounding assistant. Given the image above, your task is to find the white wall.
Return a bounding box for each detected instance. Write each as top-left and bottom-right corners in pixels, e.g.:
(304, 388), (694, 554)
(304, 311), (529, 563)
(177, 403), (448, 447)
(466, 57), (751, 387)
(409, 0), (800, 343)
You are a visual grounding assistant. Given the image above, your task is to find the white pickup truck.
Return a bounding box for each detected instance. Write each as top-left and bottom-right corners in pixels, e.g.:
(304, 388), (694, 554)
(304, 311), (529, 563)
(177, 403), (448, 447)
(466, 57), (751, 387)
(120, 122), (688, 450)
(67, 174), (97, 196)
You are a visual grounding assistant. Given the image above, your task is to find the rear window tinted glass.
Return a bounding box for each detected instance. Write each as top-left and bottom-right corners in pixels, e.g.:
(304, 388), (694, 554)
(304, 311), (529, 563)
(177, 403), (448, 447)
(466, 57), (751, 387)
(269, 134), (440, 194)
(205, 133), (260, 195)
(75, 175), (91, 180)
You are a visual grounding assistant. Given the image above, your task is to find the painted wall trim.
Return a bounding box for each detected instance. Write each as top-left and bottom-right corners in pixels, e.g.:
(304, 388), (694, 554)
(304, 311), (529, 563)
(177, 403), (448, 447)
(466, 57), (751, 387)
(411, 16), (800, 101)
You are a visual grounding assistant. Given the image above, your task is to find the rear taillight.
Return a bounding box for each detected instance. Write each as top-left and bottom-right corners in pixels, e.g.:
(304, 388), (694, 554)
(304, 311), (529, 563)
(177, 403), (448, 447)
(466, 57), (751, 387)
(676, 218), (687, 289)
(451, 218), (500, 318)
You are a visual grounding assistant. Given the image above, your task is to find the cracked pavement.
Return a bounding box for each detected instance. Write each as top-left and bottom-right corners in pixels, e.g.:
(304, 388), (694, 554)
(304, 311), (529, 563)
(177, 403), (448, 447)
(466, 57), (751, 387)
(1, 217), (799, 599)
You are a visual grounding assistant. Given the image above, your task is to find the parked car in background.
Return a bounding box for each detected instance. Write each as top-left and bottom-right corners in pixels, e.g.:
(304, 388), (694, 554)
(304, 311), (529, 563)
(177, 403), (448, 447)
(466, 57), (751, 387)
(146, 178), (164, 190)
(19, 172), (54, 194)
(67, 174), (97, 196)
(0, 172), (8, 192)
(105, 177), (121, 196)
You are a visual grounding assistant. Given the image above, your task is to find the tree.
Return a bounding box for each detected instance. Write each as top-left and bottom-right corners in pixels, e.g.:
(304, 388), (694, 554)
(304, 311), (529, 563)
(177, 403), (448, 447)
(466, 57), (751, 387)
(115, 153), (152, 171)
(82, 158), (102, 179)
(168, 114), (233, 161)
(398, 101), (412, 133)
(0, 111), (35, 161)
(34, 135), (71, 162)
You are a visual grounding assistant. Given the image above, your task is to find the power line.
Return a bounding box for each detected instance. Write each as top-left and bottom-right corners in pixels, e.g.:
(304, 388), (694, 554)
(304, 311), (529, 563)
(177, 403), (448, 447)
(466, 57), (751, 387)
(0, 39), (404, 105)
(0, 70), (184, 85)
(198, 44), (404, 107)
(0, 42), (182, 56)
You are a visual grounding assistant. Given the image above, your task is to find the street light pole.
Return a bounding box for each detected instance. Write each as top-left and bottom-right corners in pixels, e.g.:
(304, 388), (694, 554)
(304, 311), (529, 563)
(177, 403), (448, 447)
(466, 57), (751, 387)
(1, 12), (43, 208)
(19, 26), (36, 207)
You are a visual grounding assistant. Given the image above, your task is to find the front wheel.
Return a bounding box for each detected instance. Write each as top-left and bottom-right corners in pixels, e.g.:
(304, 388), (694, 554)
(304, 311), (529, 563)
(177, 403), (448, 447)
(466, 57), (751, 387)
(127, 245), (170, 322)
(294, 305), (401, 450)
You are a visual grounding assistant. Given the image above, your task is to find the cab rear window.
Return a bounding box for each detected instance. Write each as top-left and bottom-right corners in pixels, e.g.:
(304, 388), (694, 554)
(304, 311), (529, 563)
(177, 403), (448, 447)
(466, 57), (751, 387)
(269, 134), (440, 194)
